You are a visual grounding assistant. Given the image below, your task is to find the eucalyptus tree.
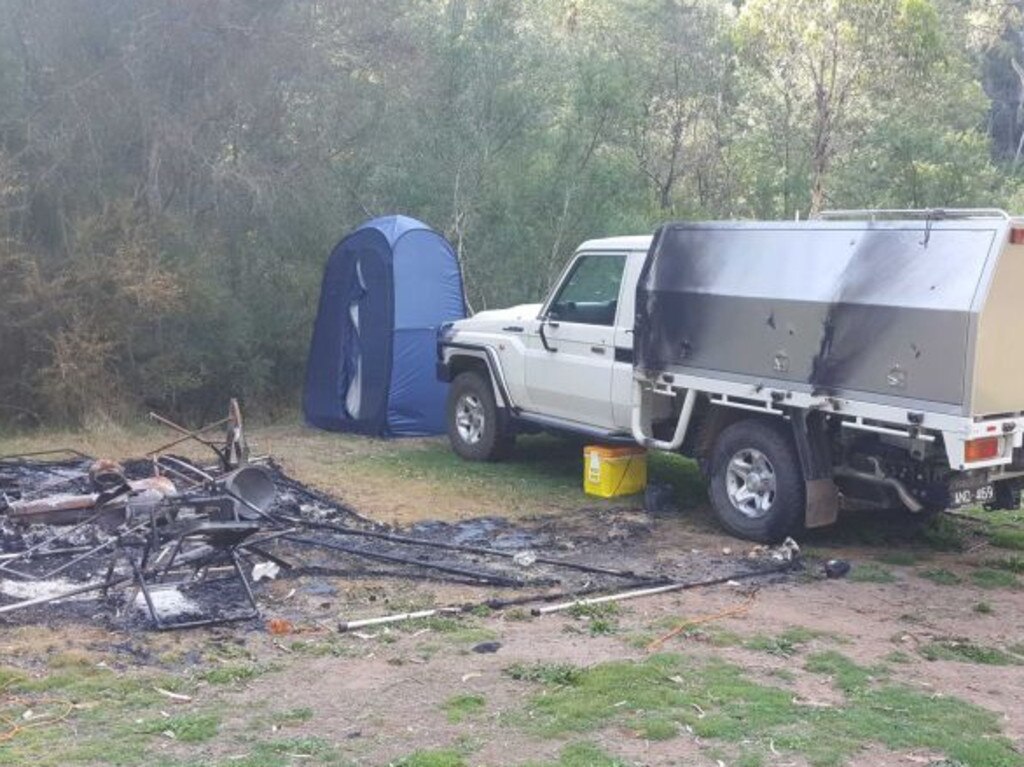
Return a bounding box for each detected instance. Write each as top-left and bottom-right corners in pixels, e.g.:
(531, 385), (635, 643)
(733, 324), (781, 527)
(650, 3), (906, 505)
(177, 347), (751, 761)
(735, 0), (947, 214)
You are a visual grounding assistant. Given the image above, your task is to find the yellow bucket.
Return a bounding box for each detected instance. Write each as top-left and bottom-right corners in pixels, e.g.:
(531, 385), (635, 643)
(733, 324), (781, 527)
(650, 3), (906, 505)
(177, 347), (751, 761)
(583, 445), (647, 498)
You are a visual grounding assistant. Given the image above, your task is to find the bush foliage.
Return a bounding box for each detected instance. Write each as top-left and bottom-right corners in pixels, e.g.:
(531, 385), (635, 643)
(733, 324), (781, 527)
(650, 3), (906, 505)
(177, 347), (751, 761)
(1, 0), (1023, 425)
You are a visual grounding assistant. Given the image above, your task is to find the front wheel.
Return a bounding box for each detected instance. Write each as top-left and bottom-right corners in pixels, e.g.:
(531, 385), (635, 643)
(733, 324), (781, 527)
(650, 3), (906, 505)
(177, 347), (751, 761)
(446, 371), (515, 462)
(708, 418), (805, 543)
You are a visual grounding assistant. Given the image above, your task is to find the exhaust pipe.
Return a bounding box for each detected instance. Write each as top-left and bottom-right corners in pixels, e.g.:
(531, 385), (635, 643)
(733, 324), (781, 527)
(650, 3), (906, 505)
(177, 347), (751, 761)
(833, 458), (923, 513)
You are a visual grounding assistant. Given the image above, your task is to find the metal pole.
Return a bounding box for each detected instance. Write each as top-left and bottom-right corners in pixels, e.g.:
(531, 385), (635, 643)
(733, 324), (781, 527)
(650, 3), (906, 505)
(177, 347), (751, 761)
(0, 575), (131, 615)
(39, 520), (153, 579)
(148, 413), (228, 446)
(283, 535), (534, 588)
(0, 448), (93, 462)
(530, 565), (790, 616)
(336, 577), (676, 633)
(146, 424), (227, 458)
(339, 607), (462, 632)
(155, 455), (215, 483)
(3, 507), (108, 556)
(0, 547), (91, 562)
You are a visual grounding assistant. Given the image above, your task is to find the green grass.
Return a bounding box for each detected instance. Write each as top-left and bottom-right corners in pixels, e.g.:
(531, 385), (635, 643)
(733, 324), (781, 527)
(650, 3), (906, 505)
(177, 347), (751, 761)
(504, 662), (582, 686)
(982, 555), (1024, 573)
(918, 568), (962, 586)
(744, 626), (823, 657)
(874, 550), (920, 566)
(348, 435), (706, 511)
(703, 627), (745, 647)
(216, 736), (343, 767)
(971, 568), (1019, 589)
(397, 615), (498, 645)
(566, 602), (620, 636)
(803, 651), (877, 693)
(0, 652), (323, 767)
(921, 516), (967, 552)
(630, 716), (679, 740)
(547, 742), (627, 767)
(884, 651), (914, 664)
(988, 528), (1024, 551)
(918, 640), (1023, 666)
(644, 616), (744, 648)
(200, 663), (268, 685)
(799, 651), (1020, 765)
(352, 436), (584, 506)
(767, 668), (797, 682)
(0, 654), (209, 767)
(849, 562), (897, 583)
(139, 712), (220, 743)
(267, 707), (314, 727)
(521, 742), (628, 767)
(442, 694), (486, 723)
(502, 607), (533, 621)
(806, 512), (965, 552)
(511, 652), (1021, 767)
(346, 434), (709, 516)
(391, 748), (467, 767)
(287, 637), (364, 658)
(378, 610), (501, 647)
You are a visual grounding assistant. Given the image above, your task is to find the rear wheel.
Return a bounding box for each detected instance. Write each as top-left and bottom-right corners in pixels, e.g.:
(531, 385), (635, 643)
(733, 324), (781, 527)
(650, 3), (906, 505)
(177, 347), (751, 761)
(708, 418), (804, 542)
(446, 371), (515, 461)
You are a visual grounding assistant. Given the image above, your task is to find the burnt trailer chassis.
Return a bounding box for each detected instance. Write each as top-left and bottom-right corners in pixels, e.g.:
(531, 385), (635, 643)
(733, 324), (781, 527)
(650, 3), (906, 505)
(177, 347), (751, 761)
(631, 209), (1024, 528)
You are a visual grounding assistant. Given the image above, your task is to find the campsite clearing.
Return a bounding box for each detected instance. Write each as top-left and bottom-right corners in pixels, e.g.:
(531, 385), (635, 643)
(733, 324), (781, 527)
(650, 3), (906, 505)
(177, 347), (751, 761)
(1, 424), (1024, 767)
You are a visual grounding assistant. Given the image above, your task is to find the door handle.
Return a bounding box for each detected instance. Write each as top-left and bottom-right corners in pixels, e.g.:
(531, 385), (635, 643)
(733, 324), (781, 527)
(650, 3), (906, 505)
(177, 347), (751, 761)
(591, 346), (606, 355)
(547, 321), (560, 329)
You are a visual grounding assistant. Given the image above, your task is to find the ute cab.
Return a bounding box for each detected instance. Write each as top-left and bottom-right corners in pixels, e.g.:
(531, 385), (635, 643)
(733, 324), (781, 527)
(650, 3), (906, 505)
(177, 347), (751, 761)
(437, 236), (650, 453)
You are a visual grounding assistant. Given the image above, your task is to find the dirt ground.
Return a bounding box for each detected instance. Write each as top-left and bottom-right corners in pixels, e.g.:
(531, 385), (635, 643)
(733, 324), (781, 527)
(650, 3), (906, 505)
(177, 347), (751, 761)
(219, 523), (1024, 767)
(2, 423), (1024, 767)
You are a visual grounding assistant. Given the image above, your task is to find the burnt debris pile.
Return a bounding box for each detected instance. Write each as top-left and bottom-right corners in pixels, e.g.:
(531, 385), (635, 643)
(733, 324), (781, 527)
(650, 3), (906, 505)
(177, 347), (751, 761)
(0, 402), (796, 632)
(0, 450), (646, 629)
(0, 403), (642, 631)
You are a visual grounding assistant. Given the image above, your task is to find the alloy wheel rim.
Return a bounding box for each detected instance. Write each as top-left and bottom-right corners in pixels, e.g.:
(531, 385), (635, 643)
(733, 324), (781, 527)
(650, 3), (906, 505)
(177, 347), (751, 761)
(725, 447), (776, 519)
(455, 394), (485, 444)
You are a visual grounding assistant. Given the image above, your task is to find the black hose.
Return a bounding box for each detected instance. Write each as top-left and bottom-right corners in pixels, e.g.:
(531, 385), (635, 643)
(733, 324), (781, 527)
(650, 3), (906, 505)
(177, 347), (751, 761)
(276, 514), (662, 582)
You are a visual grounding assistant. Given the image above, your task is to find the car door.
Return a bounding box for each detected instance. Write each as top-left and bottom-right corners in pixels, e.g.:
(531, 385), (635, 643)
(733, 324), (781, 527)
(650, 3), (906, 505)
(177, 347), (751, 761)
(522, 252), (627, 429)
(611, 251), (647, 430)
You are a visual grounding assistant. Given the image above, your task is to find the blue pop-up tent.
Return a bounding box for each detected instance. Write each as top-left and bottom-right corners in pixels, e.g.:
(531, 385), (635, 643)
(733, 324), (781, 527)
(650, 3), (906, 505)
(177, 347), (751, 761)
(303, 215), (466, 436)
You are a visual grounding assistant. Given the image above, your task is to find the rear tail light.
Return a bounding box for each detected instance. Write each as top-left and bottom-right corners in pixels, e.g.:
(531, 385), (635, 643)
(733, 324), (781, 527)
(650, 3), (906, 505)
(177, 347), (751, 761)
(1010, 227), (1024, 245)
(965, 437), (999, 462)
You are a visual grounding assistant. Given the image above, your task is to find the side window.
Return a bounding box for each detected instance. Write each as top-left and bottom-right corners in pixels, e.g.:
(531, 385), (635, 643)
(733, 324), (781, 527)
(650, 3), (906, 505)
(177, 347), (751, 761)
(548, 255), (626, 326)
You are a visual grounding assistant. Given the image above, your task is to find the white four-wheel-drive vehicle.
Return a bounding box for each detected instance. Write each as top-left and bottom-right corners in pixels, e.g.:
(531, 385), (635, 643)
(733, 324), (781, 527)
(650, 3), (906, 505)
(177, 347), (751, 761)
(437, 209), (1024, 542)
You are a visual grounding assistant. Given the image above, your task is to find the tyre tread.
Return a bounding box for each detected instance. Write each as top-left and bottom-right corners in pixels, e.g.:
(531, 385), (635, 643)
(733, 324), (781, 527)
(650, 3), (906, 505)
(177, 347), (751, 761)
(708, 418), (805, 543)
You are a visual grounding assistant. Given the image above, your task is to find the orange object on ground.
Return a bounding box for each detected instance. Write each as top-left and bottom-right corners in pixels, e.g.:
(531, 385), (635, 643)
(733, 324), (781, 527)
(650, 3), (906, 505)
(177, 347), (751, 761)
(266, 618), (294, 635)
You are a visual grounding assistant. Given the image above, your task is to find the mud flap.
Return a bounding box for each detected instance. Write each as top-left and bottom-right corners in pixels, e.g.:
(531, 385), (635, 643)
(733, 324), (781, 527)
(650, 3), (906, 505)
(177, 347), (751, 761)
(804, 478), (839, 528)
(791, 411), (839, 528)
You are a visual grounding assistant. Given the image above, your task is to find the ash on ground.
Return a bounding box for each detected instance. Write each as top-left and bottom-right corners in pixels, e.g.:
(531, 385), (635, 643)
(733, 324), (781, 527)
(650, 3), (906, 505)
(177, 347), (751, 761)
(0, 451), (794, 632)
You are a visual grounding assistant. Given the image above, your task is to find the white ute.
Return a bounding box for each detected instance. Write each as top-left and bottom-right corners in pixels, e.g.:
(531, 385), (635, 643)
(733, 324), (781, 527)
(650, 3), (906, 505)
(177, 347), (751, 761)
(437, 211), (1024, 541)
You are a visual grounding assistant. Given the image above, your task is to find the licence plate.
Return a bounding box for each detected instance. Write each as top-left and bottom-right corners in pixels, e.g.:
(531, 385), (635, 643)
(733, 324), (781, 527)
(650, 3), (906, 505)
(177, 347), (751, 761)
(950, 483), (995, 508)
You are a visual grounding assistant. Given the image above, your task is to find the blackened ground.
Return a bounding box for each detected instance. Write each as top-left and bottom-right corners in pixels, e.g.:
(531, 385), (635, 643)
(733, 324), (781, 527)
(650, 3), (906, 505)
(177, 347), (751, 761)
(0, 454), (796, 632)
